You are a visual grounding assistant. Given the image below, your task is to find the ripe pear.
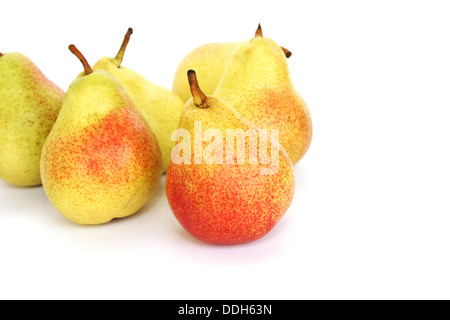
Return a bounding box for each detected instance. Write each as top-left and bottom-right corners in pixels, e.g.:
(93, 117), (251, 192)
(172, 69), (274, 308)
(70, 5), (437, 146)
(172, 41), (242, 103)
(93, 28), (184, 173)
(214, 24), (312, 165)
(40, 45), (163, 225)
(0, 51), (64, 187)
(166, 71), (295, 245)
(172, 33), (292, 104)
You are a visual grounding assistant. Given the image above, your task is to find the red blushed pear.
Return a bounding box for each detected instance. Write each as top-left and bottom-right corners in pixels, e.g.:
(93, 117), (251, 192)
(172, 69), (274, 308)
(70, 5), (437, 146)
(40, 44), (163, 225)
(214, 24), (313, 166)
(165, 70), (295, 245)
(93, 28), (184, 173)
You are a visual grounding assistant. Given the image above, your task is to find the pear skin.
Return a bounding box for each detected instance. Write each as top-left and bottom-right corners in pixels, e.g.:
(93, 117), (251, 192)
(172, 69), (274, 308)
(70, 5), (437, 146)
(93, 28), (184, 173)
(40, 45), (163, 225)
(166, 71), (295, 245)
(0, 51), (64, 187)
(214, 24), (312, 165)
(172, 28), (292, 104)
(172, 41), (243, 103)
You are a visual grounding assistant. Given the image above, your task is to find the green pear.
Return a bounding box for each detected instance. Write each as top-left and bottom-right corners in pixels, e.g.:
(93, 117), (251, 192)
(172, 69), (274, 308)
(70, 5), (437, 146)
(93, 28), (184, 173)
(40, 45), (163, 225)
(166, 71), (295, 245)
(214, 24), (312, 165)
(0, 51), (64, 187)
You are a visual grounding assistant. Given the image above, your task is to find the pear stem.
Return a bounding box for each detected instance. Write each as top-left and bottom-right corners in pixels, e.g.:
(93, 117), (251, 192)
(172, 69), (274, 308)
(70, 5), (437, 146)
(280, 46), (292, 58)
(255, 23), (263, 38)
(114, 27), (133, 67)
(69, 44), (93, 75)
(0, 52), (3, 57)
(253, 24), (291, 58)
(187, 70), (207, 108)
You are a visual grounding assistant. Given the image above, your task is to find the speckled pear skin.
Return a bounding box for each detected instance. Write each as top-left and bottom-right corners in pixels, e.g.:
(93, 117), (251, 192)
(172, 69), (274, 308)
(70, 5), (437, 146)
(40, 70), (163, 225)
(0, 52), (64, 187)
(93, 58), (183, 173)
(166, 75), (295, 245)
(172, 42), (243, 103)
(214, 30), (313, 165)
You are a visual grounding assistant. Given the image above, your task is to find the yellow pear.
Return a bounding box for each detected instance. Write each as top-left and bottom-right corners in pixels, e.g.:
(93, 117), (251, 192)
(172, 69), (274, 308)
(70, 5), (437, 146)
(214, 24), (312, 165)
(40, 45), (162, 225)
(172, 29), (292, 104)
(93, 28), (184, 173)
(172, 41), (242, 103)
(0, 51), (64, 187)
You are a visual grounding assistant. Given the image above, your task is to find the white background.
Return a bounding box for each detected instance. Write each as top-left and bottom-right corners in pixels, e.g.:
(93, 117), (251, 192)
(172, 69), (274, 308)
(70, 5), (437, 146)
(1, 0), (450, 300)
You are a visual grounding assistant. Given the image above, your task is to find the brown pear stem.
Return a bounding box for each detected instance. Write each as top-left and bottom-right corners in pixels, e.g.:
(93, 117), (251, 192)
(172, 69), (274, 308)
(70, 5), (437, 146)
(187, 70), (207, 108)
(69, 44), (93, 75)
(253, 24), (291, 58)
(0, 52), (3, 57)
(280, 46), (292, 58)
(115, 27), (133, 66)
(255, 23), (263, 38)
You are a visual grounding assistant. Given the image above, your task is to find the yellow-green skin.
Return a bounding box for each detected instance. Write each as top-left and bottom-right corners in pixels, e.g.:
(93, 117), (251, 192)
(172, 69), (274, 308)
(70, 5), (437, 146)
(0, 52), (64, 187)
(172, 42), (243, 103)
(93, 58), (184, 173)
(214, 36), (313, 165)
(40, 70), (163, 225)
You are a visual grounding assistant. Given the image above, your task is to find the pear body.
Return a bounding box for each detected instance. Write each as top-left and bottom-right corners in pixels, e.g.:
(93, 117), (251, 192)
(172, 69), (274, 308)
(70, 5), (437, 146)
(214, 37), (312, 165)
(172, 42), (242, 103)
(0, 52), (64, 187)
(41, 70), (163, 225)
(93, 58), (184, 172)
(165, 95), (295, 245)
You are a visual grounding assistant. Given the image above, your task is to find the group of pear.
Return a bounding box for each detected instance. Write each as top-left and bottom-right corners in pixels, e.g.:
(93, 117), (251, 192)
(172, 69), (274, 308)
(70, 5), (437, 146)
(0, 25), (312, 245)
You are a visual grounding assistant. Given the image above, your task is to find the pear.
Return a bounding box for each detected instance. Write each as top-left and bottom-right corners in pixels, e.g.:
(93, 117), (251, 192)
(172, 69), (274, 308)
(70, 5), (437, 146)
(0, 51), (64, 187)
(172, 31), (292, 104)
(93, 28), (184, 173)
(165, 70), (295, 245)
(40, 45), (163, 225)
(214, 24), (312, 165)
(172, 42), (242, 103)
